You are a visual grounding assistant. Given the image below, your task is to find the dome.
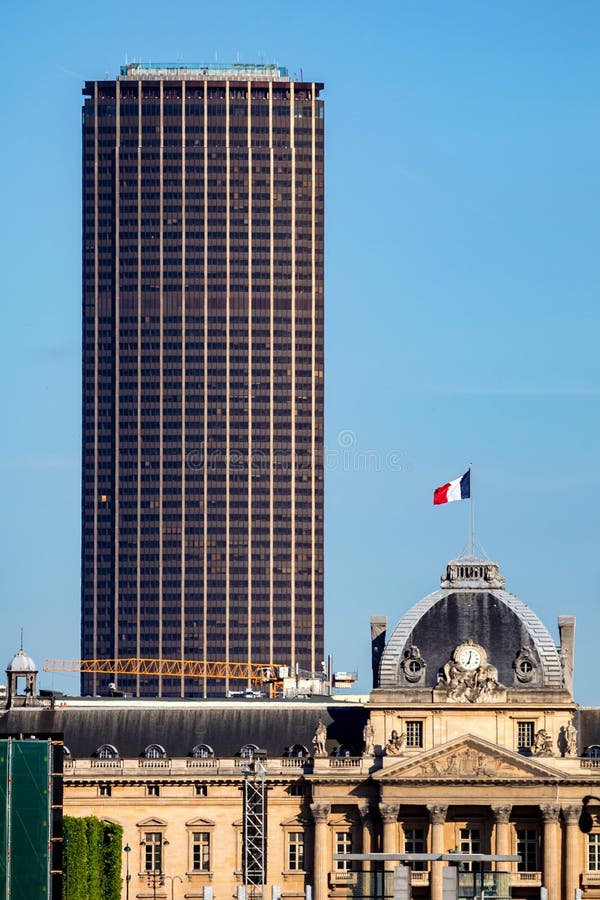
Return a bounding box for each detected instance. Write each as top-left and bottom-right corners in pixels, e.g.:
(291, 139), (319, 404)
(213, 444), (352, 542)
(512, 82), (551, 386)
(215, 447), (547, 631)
(378, 556), (564, 692)
(6, 647), (37, 674)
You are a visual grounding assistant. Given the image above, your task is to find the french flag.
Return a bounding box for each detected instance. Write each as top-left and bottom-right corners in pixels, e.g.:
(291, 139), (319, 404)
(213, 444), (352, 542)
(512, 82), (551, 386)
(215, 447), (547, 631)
(433, 470), (471, 505)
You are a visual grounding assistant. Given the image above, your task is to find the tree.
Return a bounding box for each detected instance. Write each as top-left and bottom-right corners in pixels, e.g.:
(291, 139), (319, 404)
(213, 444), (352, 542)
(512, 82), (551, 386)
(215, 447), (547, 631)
(62, 816), (123, 900)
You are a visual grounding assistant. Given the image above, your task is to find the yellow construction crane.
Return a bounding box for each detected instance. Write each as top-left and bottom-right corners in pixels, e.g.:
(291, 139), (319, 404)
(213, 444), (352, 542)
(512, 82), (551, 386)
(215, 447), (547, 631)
(42, 657), (283, 697)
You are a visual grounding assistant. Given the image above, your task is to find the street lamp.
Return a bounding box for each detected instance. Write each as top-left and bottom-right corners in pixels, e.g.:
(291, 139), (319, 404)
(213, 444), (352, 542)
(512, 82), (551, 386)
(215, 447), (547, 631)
(163, 874), (183, 900)
(147, 870), (164, 900)
(141, 838), (170, 900)
(579, 796), (600, 833)
(123, 844), (131, 900)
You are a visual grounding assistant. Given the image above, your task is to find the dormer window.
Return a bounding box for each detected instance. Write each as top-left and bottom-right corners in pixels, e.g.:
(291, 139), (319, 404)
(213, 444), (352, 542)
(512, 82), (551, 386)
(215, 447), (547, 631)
(97, 744), (119, 759)
(335, 744), (354, 758)
(287, 744), (309, 758)
(144, 744), (167, 759)
(192, 744), (214, 759)
(240, 743), (259, 759)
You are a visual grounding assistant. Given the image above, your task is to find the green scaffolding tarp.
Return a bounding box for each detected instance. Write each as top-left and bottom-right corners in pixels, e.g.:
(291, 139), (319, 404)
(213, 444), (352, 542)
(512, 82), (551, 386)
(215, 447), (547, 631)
(0, 739), (52, 898)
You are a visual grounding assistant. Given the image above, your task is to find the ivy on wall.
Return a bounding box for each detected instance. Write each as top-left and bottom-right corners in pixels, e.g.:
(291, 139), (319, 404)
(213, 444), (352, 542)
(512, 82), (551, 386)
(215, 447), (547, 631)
(63, 816), (123, 900)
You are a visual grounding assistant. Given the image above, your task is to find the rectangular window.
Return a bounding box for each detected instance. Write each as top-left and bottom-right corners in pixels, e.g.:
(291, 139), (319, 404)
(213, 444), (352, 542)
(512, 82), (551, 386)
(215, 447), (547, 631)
(192, 831), (211, 872)
(335, 831), (353, 870)
(144, 832), (163, 873)
(405, 721), (423, 748)
(403, 827), (426, 870)
(287, 832), (305, 871)
(195, 783), (208, 797)
(517, 721), (535, 750)
(589, 834), (600, 871)
(99, 784), (111, 797)
(147, 784), (160, 797)
(517, 828), (539, 871)
(459, 827), (481, 871)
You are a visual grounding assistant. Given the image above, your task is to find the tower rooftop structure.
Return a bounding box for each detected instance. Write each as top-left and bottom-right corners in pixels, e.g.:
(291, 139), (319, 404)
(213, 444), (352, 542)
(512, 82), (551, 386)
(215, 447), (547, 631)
(118, 62), (291, 81)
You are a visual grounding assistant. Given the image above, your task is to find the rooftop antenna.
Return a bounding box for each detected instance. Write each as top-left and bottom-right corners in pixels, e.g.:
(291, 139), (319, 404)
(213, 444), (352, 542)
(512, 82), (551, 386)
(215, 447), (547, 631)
(20, 627), (24, 651)
(458, 463), (490, 559)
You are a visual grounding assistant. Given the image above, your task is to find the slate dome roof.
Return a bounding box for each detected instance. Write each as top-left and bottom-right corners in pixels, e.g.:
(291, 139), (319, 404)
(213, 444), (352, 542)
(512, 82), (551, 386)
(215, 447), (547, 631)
(378, 556), (564, 691)
(6, 647), (38, 674)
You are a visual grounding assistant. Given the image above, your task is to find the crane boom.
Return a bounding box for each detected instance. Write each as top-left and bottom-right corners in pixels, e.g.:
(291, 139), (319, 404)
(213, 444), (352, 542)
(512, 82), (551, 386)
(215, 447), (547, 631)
(42, 657), (281, 685)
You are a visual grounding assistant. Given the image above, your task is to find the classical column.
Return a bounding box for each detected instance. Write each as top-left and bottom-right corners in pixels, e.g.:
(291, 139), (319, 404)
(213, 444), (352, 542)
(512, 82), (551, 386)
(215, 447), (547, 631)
(358, 805), (373, 871)
(541, 804), (561, 900)
(311, 803), (331, 900)
(428, 804), (448, 900)
(379, 803), (400, 871)
(492, 806), (512, 872)
(563, 805), (581, 900)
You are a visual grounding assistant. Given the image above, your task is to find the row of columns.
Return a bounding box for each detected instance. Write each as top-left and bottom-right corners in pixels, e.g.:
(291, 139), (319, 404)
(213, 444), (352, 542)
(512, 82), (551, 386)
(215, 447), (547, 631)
(310, 801), (583, 900)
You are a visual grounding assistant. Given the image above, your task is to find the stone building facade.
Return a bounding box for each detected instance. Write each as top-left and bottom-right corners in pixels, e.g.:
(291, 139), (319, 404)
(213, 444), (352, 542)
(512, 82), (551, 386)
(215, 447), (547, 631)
(4, 556), (600, 899)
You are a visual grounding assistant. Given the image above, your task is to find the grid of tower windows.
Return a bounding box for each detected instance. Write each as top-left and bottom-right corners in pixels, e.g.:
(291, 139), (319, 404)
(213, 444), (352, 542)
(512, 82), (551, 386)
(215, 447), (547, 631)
(82, 76), (324, 697)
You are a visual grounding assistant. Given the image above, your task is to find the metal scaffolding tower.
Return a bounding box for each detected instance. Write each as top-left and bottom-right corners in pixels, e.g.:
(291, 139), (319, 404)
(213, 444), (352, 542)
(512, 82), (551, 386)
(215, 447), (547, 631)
(243, 753), (267, 900)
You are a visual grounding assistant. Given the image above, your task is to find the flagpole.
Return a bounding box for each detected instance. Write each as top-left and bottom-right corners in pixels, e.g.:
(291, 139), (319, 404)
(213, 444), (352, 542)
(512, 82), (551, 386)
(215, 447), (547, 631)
(469, 463), (475, 556)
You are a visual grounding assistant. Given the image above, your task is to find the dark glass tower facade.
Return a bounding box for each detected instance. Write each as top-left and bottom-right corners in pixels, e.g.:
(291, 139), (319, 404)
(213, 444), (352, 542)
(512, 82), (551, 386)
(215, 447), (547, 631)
(81, 64), (324, 697)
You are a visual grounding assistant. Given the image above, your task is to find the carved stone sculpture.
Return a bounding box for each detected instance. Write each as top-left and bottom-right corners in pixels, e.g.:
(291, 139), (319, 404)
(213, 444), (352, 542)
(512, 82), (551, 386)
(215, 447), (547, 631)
(419, 748), (497, 777)
(437, 642), (506, 703)
(312, 720), (327, 757)
(532, 729), (553, 757)
(362, 721), (375, 756)
(564, 721), (577, 757)
(384, 729), (406, 756)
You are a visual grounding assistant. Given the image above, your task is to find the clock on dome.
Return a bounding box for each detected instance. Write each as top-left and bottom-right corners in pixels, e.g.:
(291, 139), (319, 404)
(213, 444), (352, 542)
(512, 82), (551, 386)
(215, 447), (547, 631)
(457, 646), (481, 670)
(454, 641), (486, 671)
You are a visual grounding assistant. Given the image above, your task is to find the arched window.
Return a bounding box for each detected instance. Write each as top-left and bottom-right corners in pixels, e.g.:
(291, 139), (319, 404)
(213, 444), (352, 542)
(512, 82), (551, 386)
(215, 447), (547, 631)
(96, 744), (119, 759)
(240, 743), (259, 759)
(287, 744), (309, 758)
(63, 745), (72, 758)
(192, 744), (214, 759)
(144, 744), (167, 759)
(585, 745), (600, 758)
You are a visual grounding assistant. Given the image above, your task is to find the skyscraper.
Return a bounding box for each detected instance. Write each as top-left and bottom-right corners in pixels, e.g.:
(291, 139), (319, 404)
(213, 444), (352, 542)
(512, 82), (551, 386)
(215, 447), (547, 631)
(81, 63), (324, 697)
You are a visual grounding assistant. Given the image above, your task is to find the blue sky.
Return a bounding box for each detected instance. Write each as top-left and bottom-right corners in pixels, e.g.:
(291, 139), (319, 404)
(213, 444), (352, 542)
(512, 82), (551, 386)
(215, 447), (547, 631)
(1, 0), (599, 702)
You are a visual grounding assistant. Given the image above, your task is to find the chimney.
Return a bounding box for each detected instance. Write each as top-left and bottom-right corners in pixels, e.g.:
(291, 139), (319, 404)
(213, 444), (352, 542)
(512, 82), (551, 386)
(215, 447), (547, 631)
(558, 615), (575, 696)
(370, 616), (387, 689)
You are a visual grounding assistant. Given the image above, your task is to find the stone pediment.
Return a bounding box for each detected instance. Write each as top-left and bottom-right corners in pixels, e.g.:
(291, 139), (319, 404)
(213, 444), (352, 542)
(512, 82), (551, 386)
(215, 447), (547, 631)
(185, 816), (215, 827)
(136, 816), (168, 827)
(281, 814), (312, 827)
(373, 735), (563, 782)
